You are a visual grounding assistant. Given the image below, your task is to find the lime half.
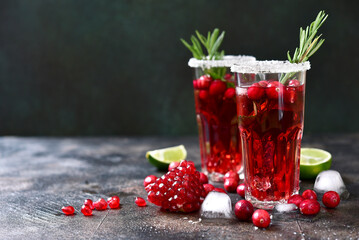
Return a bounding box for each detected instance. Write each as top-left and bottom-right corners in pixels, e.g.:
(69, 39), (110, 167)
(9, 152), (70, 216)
(300, 148), (332, 179)
(146, 145), (187, 170)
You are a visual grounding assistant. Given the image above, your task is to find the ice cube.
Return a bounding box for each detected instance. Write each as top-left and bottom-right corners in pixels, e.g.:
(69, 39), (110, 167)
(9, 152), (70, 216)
(314, 170), (349, 200)
(200, 192), (233, 219)
(273, 203), (298, 213)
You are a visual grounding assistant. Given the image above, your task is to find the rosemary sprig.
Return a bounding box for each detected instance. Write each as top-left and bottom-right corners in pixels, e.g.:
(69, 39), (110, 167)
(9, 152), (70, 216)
(181, 29), (228, 82)
(280, 11), (328, 83)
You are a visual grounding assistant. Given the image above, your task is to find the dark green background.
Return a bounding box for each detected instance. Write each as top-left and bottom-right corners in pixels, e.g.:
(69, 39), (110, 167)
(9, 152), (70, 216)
(0, 0), (358, 136)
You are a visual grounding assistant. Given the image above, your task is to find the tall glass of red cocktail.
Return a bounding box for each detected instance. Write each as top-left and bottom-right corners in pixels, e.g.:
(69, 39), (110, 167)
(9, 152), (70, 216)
(232, 60), (310, 208)
(188, 55), (255, 182)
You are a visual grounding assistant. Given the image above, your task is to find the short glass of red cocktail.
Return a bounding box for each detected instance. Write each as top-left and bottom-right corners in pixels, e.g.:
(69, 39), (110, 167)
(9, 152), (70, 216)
(188, 55), (255, 182)
(231, 60), (311, 209)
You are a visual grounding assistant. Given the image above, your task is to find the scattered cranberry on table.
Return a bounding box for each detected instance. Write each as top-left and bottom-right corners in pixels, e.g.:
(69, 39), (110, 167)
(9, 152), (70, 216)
(236, 183), (245, 198)
(288, 194), (305, 207)
(302, 189), (317, 200)
(299, 199), (321, 215)
(252, 209), (271, 228)
(224, 178), (238, 193)
(322, 191), (340, 208)
(223, 170), (239, 182)
(61, 206), (75, 215)
(234, 200), (254, 221)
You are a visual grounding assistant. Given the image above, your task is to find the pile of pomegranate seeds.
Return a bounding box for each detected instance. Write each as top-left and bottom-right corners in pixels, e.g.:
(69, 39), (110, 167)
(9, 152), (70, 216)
(145, 160), (206, 213)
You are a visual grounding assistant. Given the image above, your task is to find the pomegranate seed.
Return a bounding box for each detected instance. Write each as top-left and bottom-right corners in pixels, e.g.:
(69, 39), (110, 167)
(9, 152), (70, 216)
(168, 162), (180, 171)
(322, 191), (340, 208)
(209, 80), (227, 95)
(288, 194), (305, 207)
(224, 88), (236, 99)
(266, 81), (284, 99)
(223, 170), (239, 182)
(252, 209), (271, 228)
(197, 75), (212, 89)
(224, 178), (238, 193)
(203, 183), (215, 196)
(135, 197), (147, 207)
(61, 206), (75, 215)
(287, 79), (300, 87)
(236, 183), (245, 198)
(247, 83), (265, 100)
(84, 199), (94, 210)
(107, 196), (120, 209)
(94, 198), (108, 211)
(224, 73), (233, 80)
(199, 172), (208, 184)
(213, 188), (226, 194)
(81, 205), (93, 216)
(199, 90), (209, 100)
(144, 175), (157, 187)
(302, 189), (317, 200)
(234, 200), (254, 221)
(193, 79), (198, 89)
(299, 199), (321, 215)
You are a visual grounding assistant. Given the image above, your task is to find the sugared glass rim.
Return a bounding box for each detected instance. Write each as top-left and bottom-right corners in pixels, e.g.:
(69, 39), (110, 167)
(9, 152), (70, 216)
(188, 55), (256, 68)
(231, 60), (311, 73)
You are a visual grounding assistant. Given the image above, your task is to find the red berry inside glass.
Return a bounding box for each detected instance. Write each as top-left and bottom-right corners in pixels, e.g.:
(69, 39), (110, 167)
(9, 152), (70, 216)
(234, 200), (254, 221)
(81, 205), (93, 216)
(144, 175), (157, 187)
(224, 88), (236, 99)
(247, 83), (265, 100)
(252, 209), (271, 228)
(94, 198), (108, 211)
(236, 183), (245, 198)
(135, 197), (147, 207)
(209, 80), (227, 96)
(62, 206), (75, 215)
(288, 194), (305, 207)
(299, 199), (321, 215)
(302, 189), (317, 200)
(322, 191), (340, 208)
(266, 81), (284, 99)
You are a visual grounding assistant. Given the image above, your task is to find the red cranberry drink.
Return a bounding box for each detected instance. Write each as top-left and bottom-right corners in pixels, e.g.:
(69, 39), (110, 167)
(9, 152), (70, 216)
(188, 55), (255, 181)
(232, 61), (311, 209)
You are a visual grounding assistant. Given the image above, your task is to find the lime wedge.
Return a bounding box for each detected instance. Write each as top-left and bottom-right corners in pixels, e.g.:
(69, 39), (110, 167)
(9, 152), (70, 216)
(146, 145), (187, 170)
(300, 148), (332, 179)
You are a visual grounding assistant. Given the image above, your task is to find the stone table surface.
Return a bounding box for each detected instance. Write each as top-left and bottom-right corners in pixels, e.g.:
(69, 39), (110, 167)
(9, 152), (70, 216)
(0, 135), (358, 240)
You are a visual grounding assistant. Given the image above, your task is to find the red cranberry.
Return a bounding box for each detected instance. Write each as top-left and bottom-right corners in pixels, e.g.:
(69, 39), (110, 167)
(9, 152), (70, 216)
(236, 183), (245, 198)
(288, 79), (300, 87)
(288, 194), (305, 207)
(213, 188), (226, 194)
(302, 189), (317, 200)
(199, 172), (208, 184)
(209, 80), (227, 95)
(84, 199), (94, 210)
(144, 175), (157, 187)
(62, 206), (75, 215)
(252, 209), (271, 228)
(224, 88), (236, 99)
(224, 73), (233, 80)
(203, 183), (215, 196)
(234, 200), (254, 221)
(299, 199), (321, 215)
(224, 178), (238, 193)
(247, 83), (265, 100)
(199, 90), (209, 100)
(266, 81), (284, 99)
(107, 196), (120, 209)
(197, 75), (212, 89)
(168, 162), (180, 171)
(223, 170), (239, 182)
(284, 87), (297, 103)
(81, 205), (93, 216)
(135, 197), (147, 207)
(322, 191), (340, 208)
(193, 79), (198, 89)
(258, 80), (268, 87)
(94, 198), (108, 211)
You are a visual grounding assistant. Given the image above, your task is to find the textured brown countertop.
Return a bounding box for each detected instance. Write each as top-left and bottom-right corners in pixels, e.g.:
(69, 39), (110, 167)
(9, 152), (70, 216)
(0, 135), (358, 239)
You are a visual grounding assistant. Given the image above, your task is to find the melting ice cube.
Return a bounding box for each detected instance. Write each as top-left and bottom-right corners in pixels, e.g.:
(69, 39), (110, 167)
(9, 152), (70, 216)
(200, 192), (233, 219)
(314, 170), (350, 200)
(273, 203), (298, 213)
